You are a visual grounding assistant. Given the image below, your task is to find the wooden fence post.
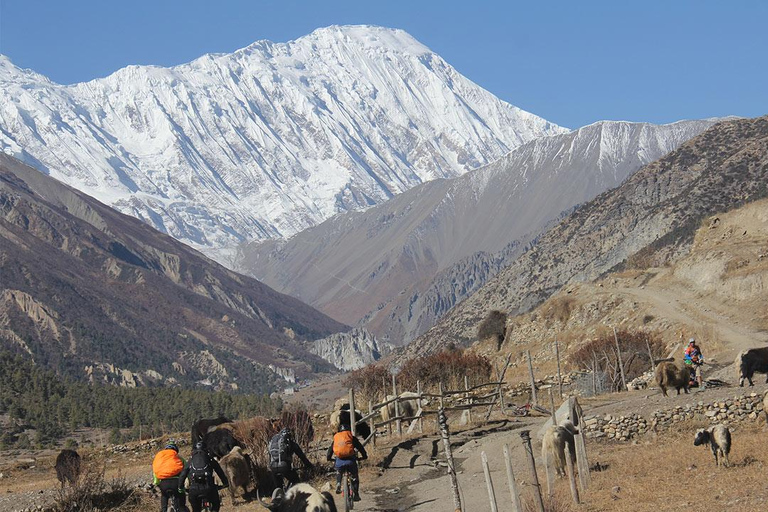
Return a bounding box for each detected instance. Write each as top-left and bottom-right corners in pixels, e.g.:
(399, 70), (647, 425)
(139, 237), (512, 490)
(383, 375), (391, 436)
(645, 337), (656, 373)
(565, 444), (580, 504)
(503, 444), (524, 512)
(555, 338), (563, 399)
(438, 409), (462, 512)
(486, 354), (512, 420)
(417, 380), (424, 433)
(549, 387), (557, 426)
(464, 375), (472, 424)
(349, 388), (357, 438)
(592, 352), (598, 396)
(520, 430), (546, 512)
(527, 350), (538, 406)
(369, 400), (376, 446)
(544, 444), (555, 501)
(481, 451), (498, 512)
(569, 397), (591, 490)
(613, 327), (627, 391)
(392, 374), (402, 437)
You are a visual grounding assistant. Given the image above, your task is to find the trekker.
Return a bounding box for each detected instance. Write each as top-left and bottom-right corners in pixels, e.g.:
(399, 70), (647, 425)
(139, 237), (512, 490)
(326, 423), (368, 502)
(268, 427), (314, 490)
(177, 441), (228, 512)
(152, 441), (188, 512)
(684, 338), (705, 389)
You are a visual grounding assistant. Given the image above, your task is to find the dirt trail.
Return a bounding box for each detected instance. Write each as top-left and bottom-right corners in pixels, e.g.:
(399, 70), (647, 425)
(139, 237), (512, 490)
(619, 268), (768, 360)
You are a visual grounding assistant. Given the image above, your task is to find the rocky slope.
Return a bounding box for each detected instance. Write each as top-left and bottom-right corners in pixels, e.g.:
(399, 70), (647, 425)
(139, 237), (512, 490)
(240, 119), (718, 344)
(0, 153), (348, 392)
(403, 115), (768, 359)
(470, 196), (768, 389)
(0, 25), (564, 256)
(310, 327), (391, 371)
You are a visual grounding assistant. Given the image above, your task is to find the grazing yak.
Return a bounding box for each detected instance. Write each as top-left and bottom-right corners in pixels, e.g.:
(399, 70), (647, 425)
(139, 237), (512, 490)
(55, 449), (81, 488)
(203, 427), (242, 460)
(736, 348), (768, 387)
(541, 422), (576, 478)
(192, 416), (232, 442)
(219, 446), (251, 504)
(655, 360), (691, 396)
(329, 402), (371, 440)
(694, 424), (731, 467)
(258, 483), (337, 512)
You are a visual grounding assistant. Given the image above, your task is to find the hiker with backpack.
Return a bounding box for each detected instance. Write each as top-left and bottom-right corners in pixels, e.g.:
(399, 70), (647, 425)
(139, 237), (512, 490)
(326, 423), (368, 502)
(153, 441), (188, 512)
(177, 441), (229, 512)
(268, 427), (314, 490)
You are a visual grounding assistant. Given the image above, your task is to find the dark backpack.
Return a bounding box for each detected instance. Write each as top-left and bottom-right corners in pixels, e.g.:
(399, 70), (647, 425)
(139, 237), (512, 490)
(189, 450), (211, 484)
(269, 431), (292, 467)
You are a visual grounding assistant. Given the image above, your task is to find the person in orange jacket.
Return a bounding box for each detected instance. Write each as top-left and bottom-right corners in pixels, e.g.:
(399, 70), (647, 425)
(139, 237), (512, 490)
(152, 441), (187, 512)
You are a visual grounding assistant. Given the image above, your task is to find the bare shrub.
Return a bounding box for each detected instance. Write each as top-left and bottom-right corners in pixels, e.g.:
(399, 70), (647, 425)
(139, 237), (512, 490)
(570, 329), (666, 392)
(54, 461), (138, 512)
(343, 364), (392, 404)
(231, 416), (277, 469)
(279, 409), (314, 449)
(399, 349), (492, 392)
(477, 309), (508, 350)
(231, 408), (314, 469)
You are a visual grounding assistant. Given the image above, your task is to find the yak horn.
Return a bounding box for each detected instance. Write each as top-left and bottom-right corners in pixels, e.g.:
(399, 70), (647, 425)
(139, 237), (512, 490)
(256, 488), (283, 510)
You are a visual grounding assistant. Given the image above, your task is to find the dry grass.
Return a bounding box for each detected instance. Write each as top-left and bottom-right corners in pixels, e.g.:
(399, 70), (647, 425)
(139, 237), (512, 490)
(581, 422), (768, 511)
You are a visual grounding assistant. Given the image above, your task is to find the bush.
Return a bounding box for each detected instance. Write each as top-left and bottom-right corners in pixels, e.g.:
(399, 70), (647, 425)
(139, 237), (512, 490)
(343, 364), (392, 405)
(570, 329), (666, 392)
(54, 461), (138, 512)
(398, 349), (492, 392)
(477, 310), (507, 350)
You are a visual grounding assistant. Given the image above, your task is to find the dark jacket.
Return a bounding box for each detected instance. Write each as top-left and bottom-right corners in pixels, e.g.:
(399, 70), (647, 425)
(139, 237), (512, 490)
(177, 450), (229, 491)
(326, 432), (368, 462)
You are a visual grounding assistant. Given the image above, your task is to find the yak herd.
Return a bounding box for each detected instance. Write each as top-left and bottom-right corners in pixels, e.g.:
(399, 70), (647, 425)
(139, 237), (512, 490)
(48, 349), (768, 507)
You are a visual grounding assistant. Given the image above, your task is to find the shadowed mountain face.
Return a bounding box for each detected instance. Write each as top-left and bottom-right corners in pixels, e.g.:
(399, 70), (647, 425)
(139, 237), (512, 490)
(0, 154), (348, 392)
(239, 119), (719, 345)
(402, 115), (768, 360)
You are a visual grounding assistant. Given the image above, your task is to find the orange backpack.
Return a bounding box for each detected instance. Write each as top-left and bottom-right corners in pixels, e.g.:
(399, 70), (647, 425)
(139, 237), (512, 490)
(333, 431), (355, 459)
(153, 449), (184, 479)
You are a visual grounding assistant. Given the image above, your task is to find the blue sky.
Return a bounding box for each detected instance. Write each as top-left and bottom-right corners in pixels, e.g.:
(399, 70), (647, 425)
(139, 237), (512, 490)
(0, 0), (765, 129)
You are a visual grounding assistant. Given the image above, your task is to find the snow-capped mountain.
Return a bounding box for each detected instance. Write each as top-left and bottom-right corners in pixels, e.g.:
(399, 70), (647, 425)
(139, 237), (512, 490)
(0, 25), (565, 255)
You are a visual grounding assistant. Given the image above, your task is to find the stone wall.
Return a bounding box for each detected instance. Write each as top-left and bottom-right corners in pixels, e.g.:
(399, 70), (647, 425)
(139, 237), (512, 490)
(583, 392), (765, 441)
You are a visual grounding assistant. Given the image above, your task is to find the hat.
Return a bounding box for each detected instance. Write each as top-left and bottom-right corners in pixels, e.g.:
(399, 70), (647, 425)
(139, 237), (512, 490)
(689, 338), (696, 344)
(165, 441), (179, 452)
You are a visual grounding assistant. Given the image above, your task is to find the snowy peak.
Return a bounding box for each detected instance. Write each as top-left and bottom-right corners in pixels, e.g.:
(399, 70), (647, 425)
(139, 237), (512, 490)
(0, 26), (565, 255)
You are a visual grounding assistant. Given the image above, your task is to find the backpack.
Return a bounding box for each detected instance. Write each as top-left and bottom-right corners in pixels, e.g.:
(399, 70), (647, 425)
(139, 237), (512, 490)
(269, 431), (292, 467)
(153, 449), (184, 480)
(333, 431), (355, 459)
(189, 450), (211, 484)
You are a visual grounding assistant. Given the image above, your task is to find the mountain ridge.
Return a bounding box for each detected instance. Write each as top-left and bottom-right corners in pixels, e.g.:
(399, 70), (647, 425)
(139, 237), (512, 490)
(403, 115), (768, 359)
(0, 153), (349, 392)
(0, 25), (565, 256)
(238, 118), (720, 345)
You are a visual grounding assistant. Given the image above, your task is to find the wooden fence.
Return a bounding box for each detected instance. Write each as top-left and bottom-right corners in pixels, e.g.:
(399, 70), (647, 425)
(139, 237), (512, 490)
(346, 374), (512, 446)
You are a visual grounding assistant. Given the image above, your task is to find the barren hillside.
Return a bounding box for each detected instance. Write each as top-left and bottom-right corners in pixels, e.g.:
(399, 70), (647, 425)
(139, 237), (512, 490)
(473, 197), (768, 383)
(405, 115), (768, 359)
